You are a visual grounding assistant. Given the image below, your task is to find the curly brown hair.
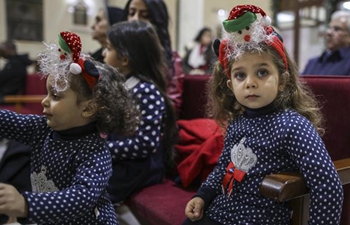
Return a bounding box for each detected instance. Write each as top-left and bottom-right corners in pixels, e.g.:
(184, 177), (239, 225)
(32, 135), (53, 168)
(69, 62), (140, 135)
(206, 43), (324, 135)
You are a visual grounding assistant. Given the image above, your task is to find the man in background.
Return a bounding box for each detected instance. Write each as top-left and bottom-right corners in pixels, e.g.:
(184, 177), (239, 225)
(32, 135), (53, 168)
(302, 10), (350, 75)
(0, 40), (33, 102)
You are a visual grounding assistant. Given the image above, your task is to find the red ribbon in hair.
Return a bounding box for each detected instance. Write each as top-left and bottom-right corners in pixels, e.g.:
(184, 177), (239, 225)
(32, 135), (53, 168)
(78, 58), (100, 90)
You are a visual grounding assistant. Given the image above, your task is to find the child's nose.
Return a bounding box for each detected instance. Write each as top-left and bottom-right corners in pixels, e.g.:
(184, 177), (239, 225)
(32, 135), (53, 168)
(245, 76), (257, 88)
(41, 96), (49, 108)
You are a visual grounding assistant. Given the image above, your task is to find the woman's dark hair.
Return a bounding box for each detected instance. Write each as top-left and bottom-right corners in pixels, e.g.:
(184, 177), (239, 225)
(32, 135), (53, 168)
(122, 0), (173, 69)
(108, 20), (178, 168)
(194, 27), (211, 43)
(108, 20), (167, 91)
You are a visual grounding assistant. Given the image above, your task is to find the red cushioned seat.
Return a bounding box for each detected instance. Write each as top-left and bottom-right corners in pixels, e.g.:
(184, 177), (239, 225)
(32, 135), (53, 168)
(0, 73), (47, 114)
(126, 180), (195, 225)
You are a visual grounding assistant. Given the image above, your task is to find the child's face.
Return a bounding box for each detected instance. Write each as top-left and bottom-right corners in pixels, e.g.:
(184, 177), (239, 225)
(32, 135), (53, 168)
(226, 52), (281, 109)
(103, 39), (130, 75)
(41, 75), (91, 131)
(201, 30), (212, 46)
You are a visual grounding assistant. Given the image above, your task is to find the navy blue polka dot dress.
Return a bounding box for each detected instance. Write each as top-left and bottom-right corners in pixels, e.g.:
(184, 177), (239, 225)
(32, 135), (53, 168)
(195, 108), (343, 225)
(0, 110), (119, 225)
(107, 76), (167, 203)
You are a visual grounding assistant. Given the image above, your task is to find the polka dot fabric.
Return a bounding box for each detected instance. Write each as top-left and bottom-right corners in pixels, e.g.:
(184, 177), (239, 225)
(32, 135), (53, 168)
(105, 78), (167, 203)
(196, 109), (343, 225)
(107, 81), (165, 161)
(0, 110), (119, 225)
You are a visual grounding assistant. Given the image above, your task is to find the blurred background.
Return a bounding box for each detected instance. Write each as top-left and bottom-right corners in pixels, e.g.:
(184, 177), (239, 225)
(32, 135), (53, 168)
(0, 0), (349, 73)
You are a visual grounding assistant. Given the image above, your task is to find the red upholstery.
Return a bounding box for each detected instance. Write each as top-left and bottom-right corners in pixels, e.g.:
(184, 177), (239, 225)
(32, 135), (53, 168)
(127, 75), (350, 225)
(179, 75), (210, 119)
(126, 180), (195, 225)
(300, 76), (350, 160)
(0, 73), (47, 114)
(301, 76), (350, 225)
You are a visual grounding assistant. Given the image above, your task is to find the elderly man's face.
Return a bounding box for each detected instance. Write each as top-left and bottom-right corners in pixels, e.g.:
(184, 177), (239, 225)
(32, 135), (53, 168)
(326, 16), (350, 51)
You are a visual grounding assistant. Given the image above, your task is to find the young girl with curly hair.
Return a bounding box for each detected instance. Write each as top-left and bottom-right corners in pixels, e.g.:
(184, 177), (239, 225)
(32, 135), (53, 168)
(183, 4), (343, 225)
(0, 31), (139, 225)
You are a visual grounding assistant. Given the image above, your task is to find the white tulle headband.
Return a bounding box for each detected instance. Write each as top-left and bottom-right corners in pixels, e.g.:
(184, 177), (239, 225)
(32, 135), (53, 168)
(39, 31), (100, 92)
(213, 4), (288, 77)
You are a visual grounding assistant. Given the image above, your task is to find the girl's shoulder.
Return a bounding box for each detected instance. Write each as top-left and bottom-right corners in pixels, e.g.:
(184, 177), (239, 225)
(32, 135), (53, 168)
(132, 80), (161, 96)
(273, 109), (315, 131)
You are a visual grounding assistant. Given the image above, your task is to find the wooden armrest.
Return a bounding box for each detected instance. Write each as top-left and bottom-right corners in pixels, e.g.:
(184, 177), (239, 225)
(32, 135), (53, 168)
(260, 158), (350, 202)
(3, 95), (46, 103)
(2, 95), (46, 113)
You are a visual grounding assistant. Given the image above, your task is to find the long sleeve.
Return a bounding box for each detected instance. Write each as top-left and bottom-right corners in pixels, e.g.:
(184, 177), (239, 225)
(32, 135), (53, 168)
(283, 116), (343, 225)
(107, 82), (165, 161)
(0, 110), (118, 224)
(21, 146), (113, 224)
(0, 110), (47, 146)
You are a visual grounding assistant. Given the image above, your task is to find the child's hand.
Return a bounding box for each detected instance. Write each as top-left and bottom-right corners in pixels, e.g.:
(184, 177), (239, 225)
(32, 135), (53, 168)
(184, 197), (205, 221)
(0, 183), (27, 218)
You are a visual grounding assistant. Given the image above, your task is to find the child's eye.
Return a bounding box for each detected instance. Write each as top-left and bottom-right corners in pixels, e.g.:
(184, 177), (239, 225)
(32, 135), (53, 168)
(53, 94), (60, 100)
(234, 72), (246, 80)
(50, 91), (60, 100)
(257, 69), (269, 77)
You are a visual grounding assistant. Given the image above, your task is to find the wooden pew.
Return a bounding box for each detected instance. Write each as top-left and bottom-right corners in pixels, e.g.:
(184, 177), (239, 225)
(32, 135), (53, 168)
(3, 95), (46, 114)
(260, 157), (350, 225)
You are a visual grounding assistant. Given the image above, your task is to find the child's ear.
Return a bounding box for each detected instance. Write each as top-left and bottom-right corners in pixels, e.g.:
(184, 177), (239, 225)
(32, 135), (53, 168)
(121, 56), (129, 66)
(226, 79), (234, 93)
(82, 100), (97, 118)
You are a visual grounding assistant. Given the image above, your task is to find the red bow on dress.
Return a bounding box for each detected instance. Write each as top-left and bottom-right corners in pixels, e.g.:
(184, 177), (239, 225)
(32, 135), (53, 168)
(222, 161), (246, 197)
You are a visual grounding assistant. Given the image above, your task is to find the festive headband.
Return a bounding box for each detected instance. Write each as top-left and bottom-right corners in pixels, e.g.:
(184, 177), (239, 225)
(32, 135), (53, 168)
(214, 4), (288, 77)
(39, 31), (99, 92)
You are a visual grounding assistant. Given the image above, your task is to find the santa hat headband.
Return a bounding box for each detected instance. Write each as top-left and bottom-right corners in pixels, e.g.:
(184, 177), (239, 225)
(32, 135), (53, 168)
(215, 4), (288, 77)
(39, 31), (100, 92)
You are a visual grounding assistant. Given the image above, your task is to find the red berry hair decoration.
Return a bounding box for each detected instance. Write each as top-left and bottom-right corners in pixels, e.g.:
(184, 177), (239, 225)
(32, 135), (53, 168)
(39, 31), (99, 91)
(213, 4), (288, 77)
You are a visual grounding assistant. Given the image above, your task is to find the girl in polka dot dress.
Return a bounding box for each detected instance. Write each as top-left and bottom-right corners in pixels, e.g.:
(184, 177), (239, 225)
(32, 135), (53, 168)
(183, 4), (343, 225)
(103, 20), (178, 205)
(0, 31), (139, 225)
